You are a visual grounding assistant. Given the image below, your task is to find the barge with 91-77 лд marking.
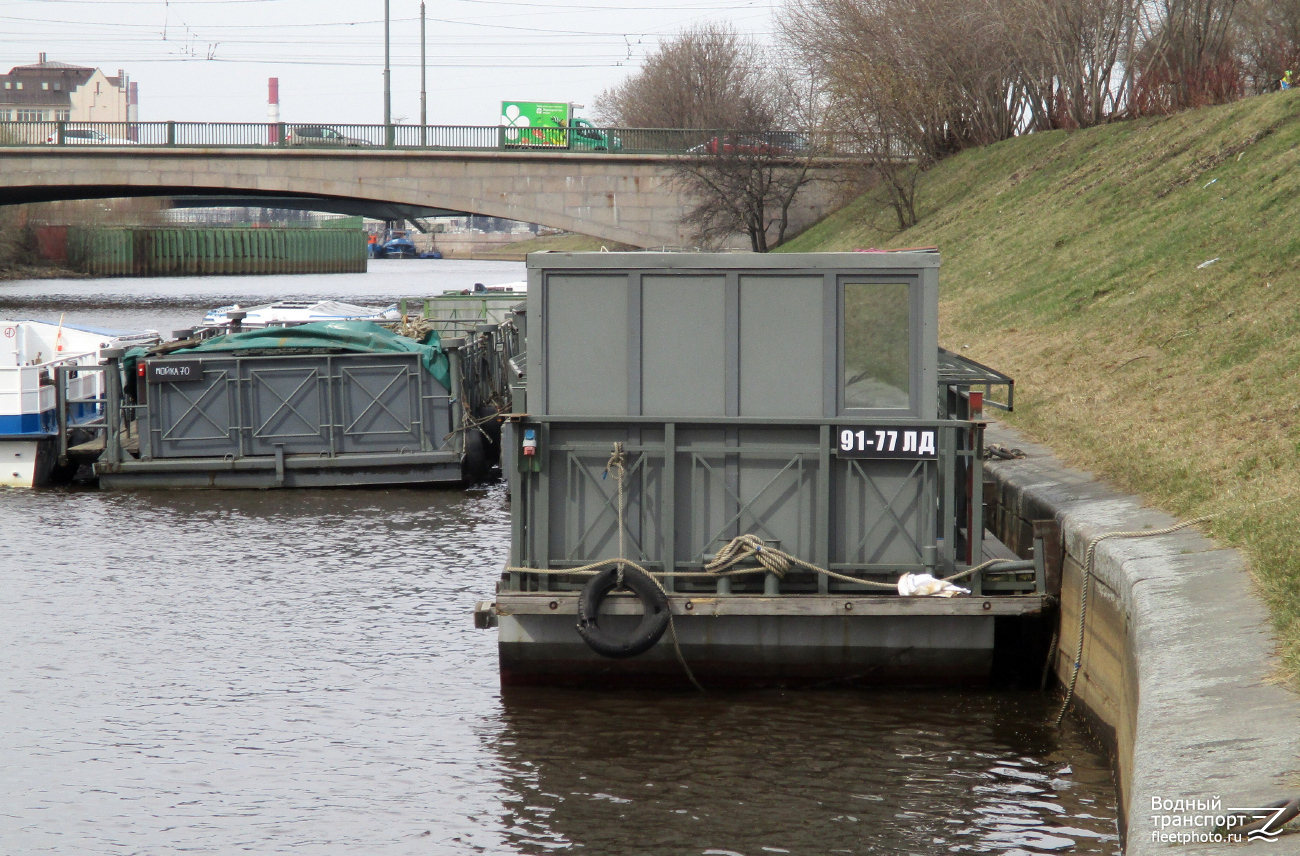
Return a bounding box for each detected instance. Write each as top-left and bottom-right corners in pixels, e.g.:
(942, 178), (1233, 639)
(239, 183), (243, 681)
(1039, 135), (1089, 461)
(474, 251), (1055, 688)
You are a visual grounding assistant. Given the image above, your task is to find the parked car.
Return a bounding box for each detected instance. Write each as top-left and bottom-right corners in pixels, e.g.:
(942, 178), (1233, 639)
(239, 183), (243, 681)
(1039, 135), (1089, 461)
(287, 126), (372, 147)
(688, 133), (809, 156)
(45, 128), (136, 145)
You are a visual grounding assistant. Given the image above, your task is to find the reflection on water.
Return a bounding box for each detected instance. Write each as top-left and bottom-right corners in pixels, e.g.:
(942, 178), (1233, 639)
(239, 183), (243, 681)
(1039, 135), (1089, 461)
(0, 259), (526, 333)
(494, 689), (1118, 855)
(0, 274), (1119, 854)
(0, 485), (1118, 856)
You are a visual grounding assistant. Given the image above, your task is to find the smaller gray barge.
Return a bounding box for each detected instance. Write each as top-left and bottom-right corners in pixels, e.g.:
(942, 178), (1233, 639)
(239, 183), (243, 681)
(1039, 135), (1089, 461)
(476, 252), (1050, 687)
(56, 317), (518, 489)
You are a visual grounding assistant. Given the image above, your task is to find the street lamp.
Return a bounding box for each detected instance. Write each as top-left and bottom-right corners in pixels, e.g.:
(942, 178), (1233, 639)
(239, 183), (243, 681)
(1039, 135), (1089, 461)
(383, 0), (392, 139)
(420, 1), (428, 137)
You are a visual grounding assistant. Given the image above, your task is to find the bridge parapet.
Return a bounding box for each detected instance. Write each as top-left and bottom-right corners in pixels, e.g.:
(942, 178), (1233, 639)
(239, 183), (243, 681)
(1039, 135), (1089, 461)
(0, 121), (897, 158)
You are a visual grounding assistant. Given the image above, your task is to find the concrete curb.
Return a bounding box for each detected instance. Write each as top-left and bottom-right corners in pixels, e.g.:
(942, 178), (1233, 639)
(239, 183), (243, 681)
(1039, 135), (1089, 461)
(983, 422), (1300, 854)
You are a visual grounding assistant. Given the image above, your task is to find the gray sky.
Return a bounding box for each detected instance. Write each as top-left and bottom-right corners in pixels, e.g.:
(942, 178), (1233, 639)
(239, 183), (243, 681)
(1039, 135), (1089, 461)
(2, 0), (779, 125)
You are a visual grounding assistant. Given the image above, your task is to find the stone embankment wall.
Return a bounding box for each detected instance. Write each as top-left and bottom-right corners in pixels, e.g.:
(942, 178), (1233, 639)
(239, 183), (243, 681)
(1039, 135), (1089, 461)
(417, 231), (536, 260)
(983, 422), (1300, 855)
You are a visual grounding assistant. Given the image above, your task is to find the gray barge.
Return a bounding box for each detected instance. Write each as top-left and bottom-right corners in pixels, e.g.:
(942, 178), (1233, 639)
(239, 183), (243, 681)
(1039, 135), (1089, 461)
(476, 252), (1049, 687)
(55, 316), (518, 489)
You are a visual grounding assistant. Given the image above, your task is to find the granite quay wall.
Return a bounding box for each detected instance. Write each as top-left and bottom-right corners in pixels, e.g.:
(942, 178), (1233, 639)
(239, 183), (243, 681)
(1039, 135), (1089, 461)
(983, 422), (1300, 854)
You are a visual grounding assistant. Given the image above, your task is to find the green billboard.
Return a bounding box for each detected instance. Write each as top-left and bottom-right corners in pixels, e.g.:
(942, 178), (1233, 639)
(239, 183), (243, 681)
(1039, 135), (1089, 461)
(500, 101), (571, 147)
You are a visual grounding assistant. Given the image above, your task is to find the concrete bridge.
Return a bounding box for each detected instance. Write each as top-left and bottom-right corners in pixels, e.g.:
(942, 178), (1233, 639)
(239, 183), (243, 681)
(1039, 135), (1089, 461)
(0, 146), (840, 248)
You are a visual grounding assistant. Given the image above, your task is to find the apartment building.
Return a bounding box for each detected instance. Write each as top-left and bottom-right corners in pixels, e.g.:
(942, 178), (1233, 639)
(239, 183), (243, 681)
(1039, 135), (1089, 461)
(0, 53), (136, 123)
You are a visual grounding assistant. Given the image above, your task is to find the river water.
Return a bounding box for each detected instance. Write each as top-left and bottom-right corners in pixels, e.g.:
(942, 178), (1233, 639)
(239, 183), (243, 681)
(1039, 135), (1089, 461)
(0, 263), (1120, 855)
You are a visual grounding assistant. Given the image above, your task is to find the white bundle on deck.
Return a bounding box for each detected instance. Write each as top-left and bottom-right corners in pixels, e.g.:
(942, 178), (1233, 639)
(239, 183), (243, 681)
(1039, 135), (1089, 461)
(896, 573), (970, 598)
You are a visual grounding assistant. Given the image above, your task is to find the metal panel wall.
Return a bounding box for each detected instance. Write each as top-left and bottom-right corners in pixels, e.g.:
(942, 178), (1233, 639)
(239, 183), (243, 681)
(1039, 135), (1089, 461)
(147, 352), (449, 460)
(545, 274), (628, 415)
(514, 254), (958, 596)
(641, 275), (726, 417)
(737, 274), (824, 417)
(529, 253), (939, 422)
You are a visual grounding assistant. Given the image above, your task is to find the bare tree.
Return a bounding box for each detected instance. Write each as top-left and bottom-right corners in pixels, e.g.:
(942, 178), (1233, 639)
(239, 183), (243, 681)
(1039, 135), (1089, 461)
(1234, 0), (1300, 94)
(1005, 0), (1136, 129)
(1127, 0), (1243, 113)
(676, 140), (817, 251)
(595, 23), (773, 130)
(597, 26), (820, 250)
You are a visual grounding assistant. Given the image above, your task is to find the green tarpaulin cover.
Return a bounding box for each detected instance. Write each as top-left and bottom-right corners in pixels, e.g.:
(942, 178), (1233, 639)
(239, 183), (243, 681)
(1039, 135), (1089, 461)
(128, 321), (450, 390)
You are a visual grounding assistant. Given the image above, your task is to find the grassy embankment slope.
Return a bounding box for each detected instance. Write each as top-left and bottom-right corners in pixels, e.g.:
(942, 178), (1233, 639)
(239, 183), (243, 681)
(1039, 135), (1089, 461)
(781, 90), (1300, 679)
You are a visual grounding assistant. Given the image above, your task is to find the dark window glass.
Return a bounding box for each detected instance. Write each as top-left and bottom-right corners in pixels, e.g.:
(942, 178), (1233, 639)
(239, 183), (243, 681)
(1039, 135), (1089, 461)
(843, 282), (911, 409)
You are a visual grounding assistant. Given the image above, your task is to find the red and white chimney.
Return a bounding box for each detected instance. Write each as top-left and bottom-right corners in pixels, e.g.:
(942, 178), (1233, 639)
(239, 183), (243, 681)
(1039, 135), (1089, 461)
(268, 78), (280, 123)
(128, 81), (139, 140)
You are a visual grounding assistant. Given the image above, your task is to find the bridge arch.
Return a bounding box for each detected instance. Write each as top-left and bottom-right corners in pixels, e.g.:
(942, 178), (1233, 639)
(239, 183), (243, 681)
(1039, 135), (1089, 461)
(0, 146), (839, 249)
(0, 148), (698, 247)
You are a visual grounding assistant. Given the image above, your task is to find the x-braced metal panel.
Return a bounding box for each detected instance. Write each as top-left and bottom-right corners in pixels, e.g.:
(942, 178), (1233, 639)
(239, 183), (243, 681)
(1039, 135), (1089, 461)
(246, 365), (327, 454)
(832, 457), (934, 580)
(338, 363), (424, 452)
(156, 369), (237, 455)
(550, 443), (663, 569)
(688, 449), (814, 565)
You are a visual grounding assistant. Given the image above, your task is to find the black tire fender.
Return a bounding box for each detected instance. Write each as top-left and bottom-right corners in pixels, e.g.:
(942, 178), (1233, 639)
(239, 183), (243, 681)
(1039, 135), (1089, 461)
(576, 565), (671, 659)
(462, 427), (491, 483)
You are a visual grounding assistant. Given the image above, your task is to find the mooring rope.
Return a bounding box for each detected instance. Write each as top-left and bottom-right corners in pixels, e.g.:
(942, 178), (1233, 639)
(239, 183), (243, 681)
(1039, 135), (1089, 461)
(604, 444), (627, 588)
(507, 542), (1006, 587)
(604, 442), (703, 691)
(1053, 516), (1212, 728)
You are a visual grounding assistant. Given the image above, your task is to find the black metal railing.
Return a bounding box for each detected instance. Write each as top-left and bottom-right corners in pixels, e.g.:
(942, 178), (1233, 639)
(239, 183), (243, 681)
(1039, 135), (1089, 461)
(0, 121), (909, 158)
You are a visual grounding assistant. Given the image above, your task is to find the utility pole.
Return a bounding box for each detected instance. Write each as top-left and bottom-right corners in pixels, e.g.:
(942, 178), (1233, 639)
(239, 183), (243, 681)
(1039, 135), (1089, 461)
(383, 0), (392, 134)
(420, 1), (427, 136)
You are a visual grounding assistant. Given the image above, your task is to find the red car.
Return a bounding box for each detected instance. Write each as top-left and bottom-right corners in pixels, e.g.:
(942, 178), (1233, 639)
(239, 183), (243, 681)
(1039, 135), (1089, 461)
(688, 132), (809, 155)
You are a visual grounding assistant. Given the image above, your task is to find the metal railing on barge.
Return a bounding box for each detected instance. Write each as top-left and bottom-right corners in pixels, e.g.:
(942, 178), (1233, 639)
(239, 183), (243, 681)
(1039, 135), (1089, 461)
(506, 415), (1041, 601)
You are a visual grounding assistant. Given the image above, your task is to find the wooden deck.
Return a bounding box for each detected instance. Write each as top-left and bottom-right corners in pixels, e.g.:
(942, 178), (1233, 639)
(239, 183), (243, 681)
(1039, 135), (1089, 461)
(67, 432), (139, 457)
(493, 591), (1051, 618)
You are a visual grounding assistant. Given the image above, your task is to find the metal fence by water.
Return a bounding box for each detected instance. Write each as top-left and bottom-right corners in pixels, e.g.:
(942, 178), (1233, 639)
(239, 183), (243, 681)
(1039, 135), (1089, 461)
(58, 224), (368, 277)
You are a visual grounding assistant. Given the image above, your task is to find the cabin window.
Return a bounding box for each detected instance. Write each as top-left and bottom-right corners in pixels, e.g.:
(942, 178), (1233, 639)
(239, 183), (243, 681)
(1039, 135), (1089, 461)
(41, 82), (49, 91)
(842, 281), (911, 409)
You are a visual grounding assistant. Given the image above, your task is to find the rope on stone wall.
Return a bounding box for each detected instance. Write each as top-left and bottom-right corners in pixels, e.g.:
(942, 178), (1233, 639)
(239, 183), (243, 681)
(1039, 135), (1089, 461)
(1053, 516), (1213, 728)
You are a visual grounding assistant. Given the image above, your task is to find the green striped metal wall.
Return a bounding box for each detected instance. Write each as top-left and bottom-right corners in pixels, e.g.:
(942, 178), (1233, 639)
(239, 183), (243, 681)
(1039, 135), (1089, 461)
(65, 223), (368, 277)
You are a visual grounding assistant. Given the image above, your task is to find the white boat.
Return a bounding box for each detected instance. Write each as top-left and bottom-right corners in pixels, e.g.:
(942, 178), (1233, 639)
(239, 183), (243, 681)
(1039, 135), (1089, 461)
(1, 319), (159, 488)
(438, 281), (527, 296)
(201, 300), (401, 328)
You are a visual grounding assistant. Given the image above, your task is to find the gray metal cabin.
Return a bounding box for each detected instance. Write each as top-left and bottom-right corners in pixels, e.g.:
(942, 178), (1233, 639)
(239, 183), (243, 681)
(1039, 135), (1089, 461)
(485, 252), (1045, 687)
